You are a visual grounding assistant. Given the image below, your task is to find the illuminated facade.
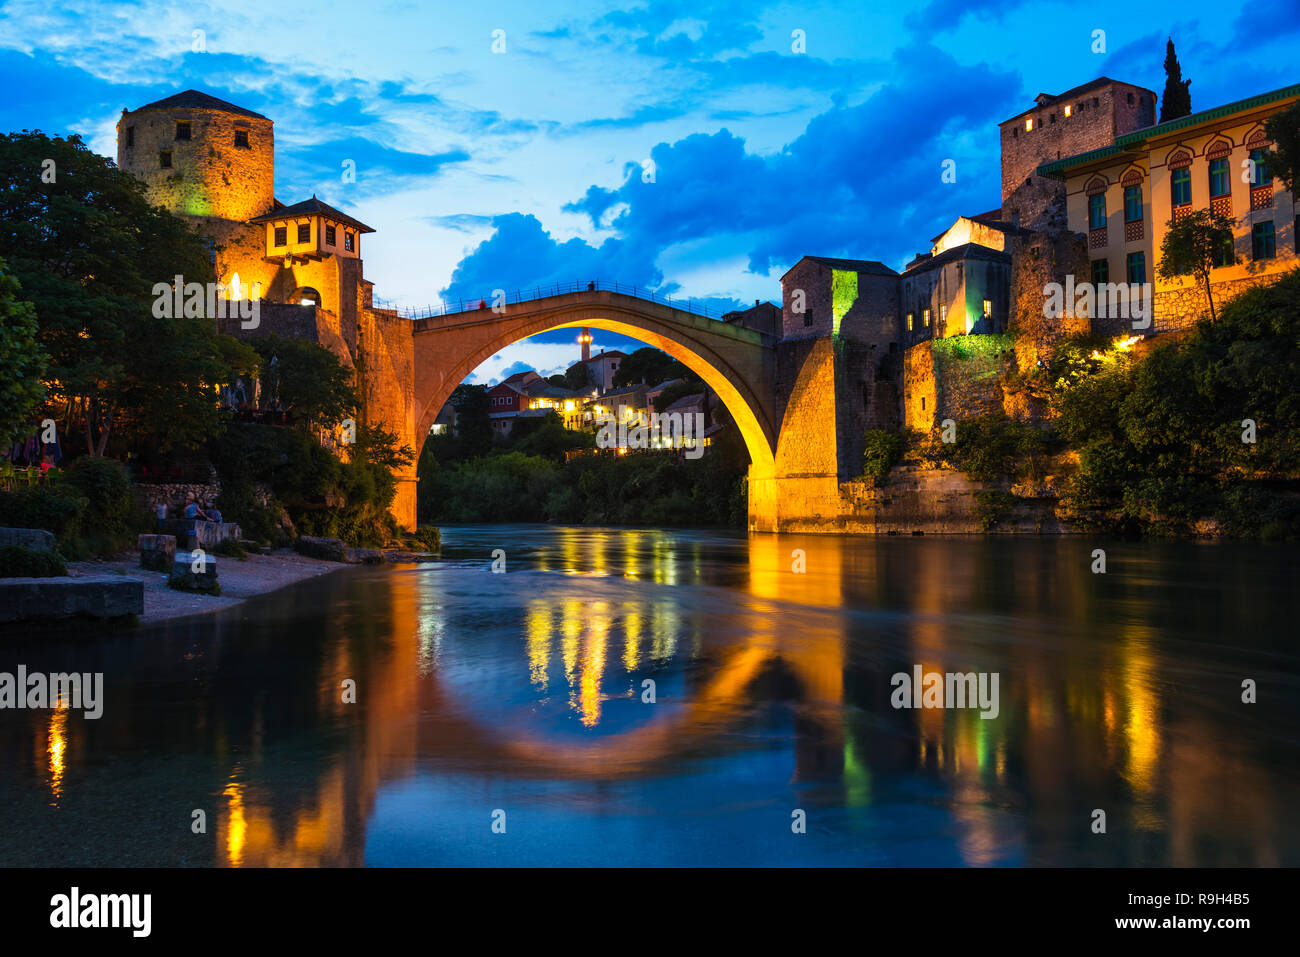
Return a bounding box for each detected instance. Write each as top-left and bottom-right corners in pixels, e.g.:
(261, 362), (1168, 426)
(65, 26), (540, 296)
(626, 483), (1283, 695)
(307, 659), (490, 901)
(1038, 83), (1300, 332)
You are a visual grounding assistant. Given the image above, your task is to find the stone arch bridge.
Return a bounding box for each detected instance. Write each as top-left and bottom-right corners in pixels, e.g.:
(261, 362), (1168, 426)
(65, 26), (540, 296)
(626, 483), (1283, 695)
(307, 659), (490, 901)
(377, 287), (846, 533)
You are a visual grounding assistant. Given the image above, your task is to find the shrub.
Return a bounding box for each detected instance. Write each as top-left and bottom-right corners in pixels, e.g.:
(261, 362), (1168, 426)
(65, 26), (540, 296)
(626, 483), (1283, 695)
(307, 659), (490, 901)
(0, 544), (67, 577)
(0, 485), (86, 547)
(63, 456), (137, 554)
(861, 429), (905, 480)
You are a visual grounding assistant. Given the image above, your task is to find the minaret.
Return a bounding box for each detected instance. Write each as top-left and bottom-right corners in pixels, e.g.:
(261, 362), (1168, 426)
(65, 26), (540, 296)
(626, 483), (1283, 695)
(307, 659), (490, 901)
(579, 328), (592, 362)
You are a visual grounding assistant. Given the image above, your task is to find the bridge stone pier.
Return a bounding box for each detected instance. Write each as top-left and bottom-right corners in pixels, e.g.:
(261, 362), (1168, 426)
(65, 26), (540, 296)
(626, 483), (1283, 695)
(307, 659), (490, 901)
(387, 288), (854, 533)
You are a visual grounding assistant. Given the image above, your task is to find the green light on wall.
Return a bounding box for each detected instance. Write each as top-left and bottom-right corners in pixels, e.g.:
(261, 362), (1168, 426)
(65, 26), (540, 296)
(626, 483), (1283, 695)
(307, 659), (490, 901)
(831, 269), (858, 338)
(182, 194), (213, 217)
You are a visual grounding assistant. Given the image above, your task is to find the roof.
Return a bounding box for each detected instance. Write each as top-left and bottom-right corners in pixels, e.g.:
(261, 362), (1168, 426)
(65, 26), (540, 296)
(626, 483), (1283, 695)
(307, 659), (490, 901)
(249, 195), (375, 233)
(781, 256), (898, 281)
(588, 350), (628, 361)
(664, 393), (705, 412)
(1000, 76), (1154, 125)
(647, 377), (685, 393)
(929, 216), (1027, 244)
(1036, 82), (1300, 179)
(902, 243), (1010, 276)
(132, 89), (267, 120)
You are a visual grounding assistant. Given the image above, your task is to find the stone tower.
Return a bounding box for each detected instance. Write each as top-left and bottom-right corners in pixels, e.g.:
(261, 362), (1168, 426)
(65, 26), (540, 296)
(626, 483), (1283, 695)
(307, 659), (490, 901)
(116, 90), (274, 223)
(998, 77), (1156, 228)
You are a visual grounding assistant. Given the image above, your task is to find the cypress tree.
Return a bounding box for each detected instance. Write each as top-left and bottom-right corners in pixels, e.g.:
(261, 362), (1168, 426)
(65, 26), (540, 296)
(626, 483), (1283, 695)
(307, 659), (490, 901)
(1160, 38), (1192, 122)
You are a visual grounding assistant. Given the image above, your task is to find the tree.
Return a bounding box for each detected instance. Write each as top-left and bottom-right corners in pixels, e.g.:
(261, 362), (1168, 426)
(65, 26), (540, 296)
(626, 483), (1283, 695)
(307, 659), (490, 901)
(1157, 208), (1235, 322)
(612, 346), (692, 387)
(250, 335), (357, 427)
(1263, 101), (1300, 194)
(0, 130), (250, 456)
(563, 361), (591, 392)
(0, 258), (48, 448)
(1159, 38), (1192, 122)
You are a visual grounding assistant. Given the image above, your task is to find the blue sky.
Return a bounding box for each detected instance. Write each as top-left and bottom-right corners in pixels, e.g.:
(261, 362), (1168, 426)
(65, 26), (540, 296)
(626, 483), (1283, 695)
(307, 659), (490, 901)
(2, 0), (1296, 383)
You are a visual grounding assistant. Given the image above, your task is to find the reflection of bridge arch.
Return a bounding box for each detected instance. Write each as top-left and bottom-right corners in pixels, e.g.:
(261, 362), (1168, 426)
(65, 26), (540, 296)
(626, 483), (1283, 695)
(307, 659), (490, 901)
(411, 290), (778, 477)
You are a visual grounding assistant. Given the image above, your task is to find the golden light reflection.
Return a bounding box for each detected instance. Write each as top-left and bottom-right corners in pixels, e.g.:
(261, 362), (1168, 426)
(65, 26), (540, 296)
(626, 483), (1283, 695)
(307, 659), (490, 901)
(47, 703), (68, 804)
(224, 778), (247, 868)
(526, 601), (552, 690)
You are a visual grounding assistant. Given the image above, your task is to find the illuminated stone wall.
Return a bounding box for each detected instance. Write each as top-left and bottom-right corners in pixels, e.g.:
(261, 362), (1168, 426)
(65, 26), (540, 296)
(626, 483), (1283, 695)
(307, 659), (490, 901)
(116, 105), (274, 222)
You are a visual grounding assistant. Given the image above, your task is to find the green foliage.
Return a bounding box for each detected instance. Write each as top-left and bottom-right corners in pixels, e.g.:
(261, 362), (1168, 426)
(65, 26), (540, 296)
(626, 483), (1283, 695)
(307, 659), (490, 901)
(0, 544), (67, 578)
(1157, 208), (1235, 321)
(861, 429), (905, 480)
(209, 422), (406, 547)
(651, 379), (706, 412)
(1263, 101), (1300, 194)
(563, 362), (591, 392)
(212, 538), (248, 560)
(0, 131), (250, 457)
(419, 416), (749, 528)
(251, 335), (358, 428)
(1057, 268), (1300, 536)
(0, 485), (87, 549)
(1159, 37), (1192, 122)
(63, 456), (137, 554)
(0, 258), (47, 448)
(405, 526), (441, 552)
(973, 490), (1018, 531)
(613, 347), (691, 388)
(510, 411), (596, 461)
(917, 413), (1050, 482)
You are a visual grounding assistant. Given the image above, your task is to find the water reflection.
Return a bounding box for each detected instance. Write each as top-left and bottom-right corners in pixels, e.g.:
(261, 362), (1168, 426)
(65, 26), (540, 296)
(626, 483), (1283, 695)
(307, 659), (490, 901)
(0, 528), (1297, 867)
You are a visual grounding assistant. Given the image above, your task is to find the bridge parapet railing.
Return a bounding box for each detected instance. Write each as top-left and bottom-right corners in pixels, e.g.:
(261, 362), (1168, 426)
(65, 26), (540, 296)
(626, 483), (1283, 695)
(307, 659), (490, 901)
(373, 280), (724, 322)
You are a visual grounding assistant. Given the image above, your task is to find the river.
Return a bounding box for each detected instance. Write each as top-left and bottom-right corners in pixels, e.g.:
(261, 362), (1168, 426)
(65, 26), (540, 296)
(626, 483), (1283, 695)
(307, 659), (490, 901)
(2, 526), (1297, 866)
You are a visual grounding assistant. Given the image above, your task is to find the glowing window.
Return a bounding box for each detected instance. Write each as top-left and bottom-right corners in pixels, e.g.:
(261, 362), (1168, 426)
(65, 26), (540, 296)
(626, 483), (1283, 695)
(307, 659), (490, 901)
(983, 299), (992, 318)
(1064, 105), (1072, 118)
(923, 308), (931, 327)
(1025, 118), (1034, 132)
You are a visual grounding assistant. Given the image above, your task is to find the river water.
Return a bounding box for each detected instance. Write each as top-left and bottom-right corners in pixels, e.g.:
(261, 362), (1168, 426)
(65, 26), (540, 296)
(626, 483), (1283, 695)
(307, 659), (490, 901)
(2, 526), (1297, 866)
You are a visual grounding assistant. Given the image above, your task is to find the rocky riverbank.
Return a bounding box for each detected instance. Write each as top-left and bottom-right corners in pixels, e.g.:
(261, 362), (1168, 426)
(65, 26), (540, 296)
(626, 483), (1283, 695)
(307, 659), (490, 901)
(65, 549), (353, 625)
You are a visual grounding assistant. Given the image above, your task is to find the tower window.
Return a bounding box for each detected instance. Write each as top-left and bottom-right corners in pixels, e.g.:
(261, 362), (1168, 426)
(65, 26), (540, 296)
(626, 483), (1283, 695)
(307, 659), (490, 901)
(234, 129), (250, 148)
(159, 150), (172, 169)
(1064, 105), (1072, 118)
(923, 308), (931, 327)
(1049, 113), (1056, 124)
(1127, 92), (1135, 105)
(126, 126), (135, 147)
(297, 222), (310, 244)
(1025, 118), (1033, 132)
(325, 224), (336, 246)
(344, 231), (355, 252)
(983, 299), (992, 318)
(175, 121), (191, 140)
(273, 226), (287, 247)
(907, 312), (914, 331)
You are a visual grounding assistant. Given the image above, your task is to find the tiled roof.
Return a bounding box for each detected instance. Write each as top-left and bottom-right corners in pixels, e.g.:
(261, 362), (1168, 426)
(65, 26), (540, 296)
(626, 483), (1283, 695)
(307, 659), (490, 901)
(133, 89), (267, 120)
(249, 195), (375, 233)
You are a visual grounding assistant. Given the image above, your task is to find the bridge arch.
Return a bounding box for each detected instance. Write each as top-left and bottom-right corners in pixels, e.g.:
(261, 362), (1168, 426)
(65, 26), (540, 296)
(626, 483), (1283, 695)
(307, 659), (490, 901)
(411, 292), (778, 478)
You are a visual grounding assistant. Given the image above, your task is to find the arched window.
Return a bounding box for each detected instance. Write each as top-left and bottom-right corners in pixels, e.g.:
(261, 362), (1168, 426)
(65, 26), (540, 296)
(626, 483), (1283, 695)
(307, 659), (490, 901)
(294, 287), (321, 306)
